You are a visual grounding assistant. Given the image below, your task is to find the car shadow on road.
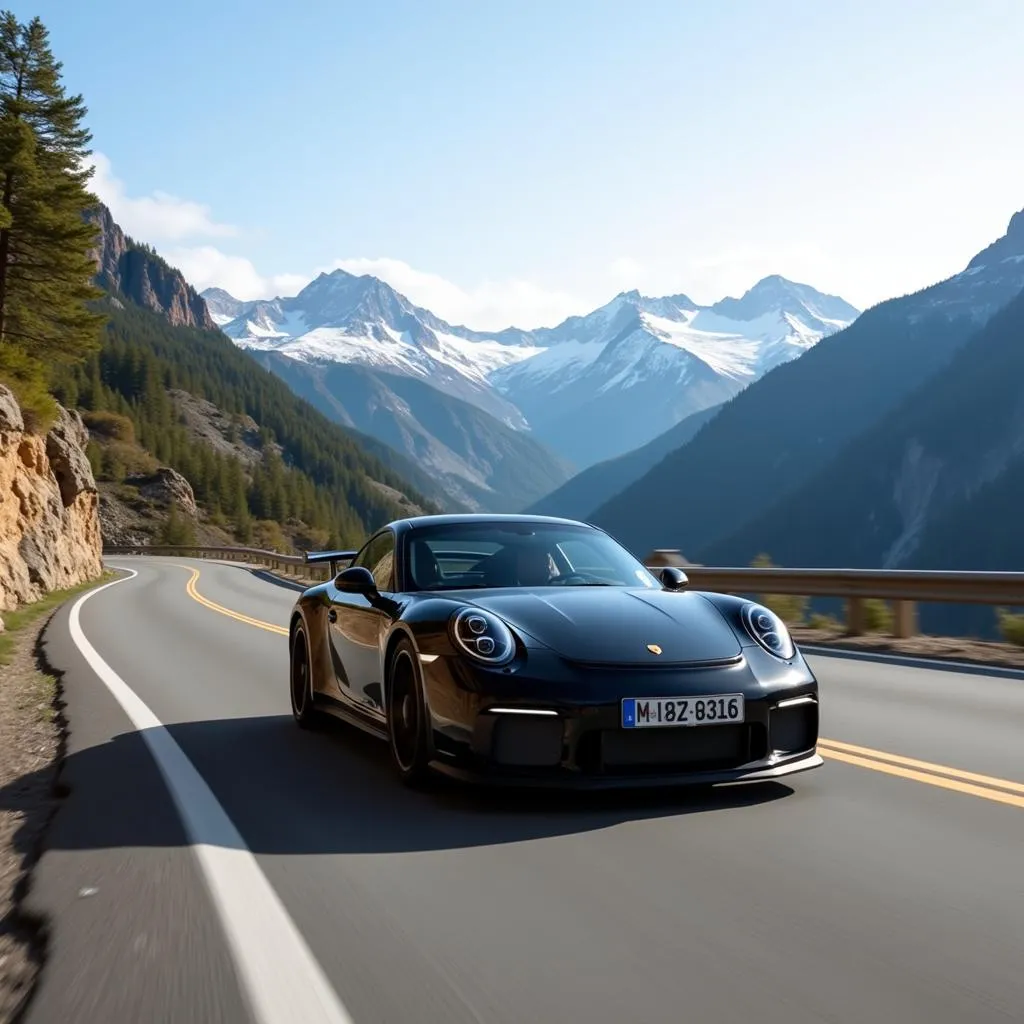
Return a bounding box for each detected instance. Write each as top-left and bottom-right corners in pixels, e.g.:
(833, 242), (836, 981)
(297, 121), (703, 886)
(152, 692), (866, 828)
(0, 713), (801, 860)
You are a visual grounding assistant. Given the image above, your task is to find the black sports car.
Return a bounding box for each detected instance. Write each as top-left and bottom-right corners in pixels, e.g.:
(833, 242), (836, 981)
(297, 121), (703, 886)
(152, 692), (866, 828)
(287, 513), (823, 788)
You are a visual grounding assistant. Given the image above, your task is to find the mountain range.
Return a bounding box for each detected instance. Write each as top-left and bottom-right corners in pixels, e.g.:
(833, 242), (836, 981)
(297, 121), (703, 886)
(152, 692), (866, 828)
(202, 273), (858, 508)
(589, 206), (1024, 564)
(699, 215), (1024, 579)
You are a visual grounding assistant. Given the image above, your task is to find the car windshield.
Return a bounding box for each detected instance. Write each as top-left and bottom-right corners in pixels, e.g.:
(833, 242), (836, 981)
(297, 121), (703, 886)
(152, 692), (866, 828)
(404, 521), (661, 592)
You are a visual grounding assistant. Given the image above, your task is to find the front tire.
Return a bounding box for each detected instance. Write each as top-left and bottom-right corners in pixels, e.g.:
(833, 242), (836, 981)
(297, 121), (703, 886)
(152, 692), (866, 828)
(290, 624), (320, 729)
(386, 637), (433, 787)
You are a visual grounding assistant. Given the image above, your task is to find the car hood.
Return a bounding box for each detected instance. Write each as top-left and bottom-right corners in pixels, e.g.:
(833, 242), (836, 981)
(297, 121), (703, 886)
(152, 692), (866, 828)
(463, 588), (742, 665)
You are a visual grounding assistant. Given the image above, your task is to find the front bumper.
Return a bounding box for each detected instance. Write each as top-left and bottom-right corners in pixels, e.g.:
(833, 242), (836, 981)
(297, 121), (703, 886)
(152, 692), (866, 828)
(429, 749), (824, 790)
(424, 661), (822, 790)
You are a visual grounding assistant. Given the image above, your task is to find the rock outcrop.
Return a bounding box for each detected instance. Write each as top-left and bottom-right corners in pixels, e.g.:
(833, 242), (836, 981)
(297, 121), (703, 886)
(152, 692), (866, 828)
(0, 384), (103, 611)
(133, 467), (197, 516)
(84, 203), (216, 330)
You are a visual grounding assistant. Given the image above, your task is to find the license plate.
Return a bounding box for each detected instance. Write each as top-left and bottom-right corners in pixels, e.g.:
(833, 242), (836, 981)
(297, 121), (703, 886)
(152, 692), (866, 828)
(621, 694), (745, 728)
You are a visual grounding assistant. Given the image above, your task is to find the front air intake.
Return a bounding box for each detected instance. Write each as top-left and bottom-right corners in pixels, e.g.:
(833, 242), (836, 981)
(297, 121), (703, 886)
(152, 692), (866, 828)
(490, 714), (564, 767)
(769, 698), (818, 755)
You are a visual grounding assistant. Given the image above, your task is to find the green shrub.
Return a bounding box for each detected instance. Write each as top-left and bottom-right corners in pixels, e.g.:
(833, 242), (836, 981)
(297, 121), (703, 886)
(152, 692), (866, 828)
(996, 608), (1024, 647)
(0, 345), (58, 432)
(861, 598), (894, 633)
(160, 505), (196, 546)
(842, 598), (894, 633)
(808, 613), (842, 631)
(82, 409), (136, 443)
(252, 519), (290, 554)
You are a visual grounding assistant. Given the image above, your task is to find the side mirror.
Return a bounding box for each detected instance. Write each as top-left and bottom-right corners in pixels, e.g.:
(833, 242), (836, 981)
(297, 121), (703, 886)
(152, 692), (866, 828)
(659, 566), (688, 591)
(334, 565), (377, 594)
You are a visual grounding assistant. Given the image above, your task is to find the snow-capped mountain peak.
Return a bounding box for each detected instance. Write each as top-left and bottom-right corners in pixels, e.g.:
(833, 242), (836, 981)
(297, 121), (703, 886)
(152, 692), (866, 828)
(202, 286), (249, 326)
(293, 270), (417, 330)
(709, 274), (859, 327)
(203, 271), (859, 468)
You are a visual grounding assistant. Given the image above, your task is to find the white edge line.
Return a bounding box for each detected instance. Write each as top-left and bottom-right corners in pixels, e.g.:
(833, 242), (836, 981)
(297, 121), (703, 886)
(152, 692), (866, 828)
(68, 566), (354, 1024)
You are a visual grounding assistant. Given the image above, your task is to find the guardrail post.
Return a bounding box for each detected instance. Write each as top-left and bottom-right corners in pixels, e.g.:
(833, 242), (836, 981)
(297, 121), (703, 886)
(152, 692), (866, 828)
(892, 600), (918, 638)
(846, 597), (866, 636)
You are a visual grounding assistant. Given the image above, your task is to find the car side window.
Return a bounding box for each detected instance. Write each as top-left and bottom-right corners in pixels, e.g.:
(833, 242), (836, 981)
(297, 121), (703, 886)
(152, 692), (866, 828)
(356, 530), (395, 592)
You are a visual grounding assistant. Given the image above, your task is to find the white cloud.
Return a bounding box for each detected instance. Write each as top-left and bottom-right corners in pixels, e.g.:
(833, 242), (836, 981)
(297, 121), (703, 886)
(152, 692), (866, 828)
(318, 257), (585, 330)
(162, 245), (307, 302)
(606, 257), (646, 291)
(90, 155), (850, 333)
(154, 247), (587, 329)
(86, 152), (237, 243)
(87, 155), (592, 329)
(674, 242), (830, 304)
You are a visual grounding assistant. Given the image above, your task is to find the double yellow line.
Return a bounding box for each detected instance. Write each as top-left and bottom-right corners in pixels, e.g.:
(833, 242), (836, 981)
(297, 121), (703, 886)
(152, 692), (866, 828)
(818, 738), (1024, 810)
(183, 566), (288, 636)
(177, 563), (1024, 810)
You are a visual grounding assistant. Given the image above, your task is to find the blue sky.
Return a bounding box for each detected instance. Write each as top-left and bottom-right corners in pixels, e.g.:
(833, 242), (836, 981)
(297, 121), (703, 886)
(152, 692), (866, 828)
(20, 0), (1024, 329)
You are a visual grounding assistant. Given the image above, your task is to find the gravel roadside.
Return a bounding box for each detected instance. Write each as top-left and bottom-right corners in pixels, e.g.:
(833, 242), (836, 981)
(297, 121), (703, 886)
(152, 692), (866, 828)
(0, 574), (109, 1024)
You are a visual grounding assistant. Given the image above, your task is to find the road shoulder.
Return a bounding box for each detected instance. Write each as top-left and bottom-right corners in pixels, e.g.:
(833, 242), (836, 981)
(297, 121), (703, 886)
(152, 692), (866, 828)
(1, 572), (250, 1024)
(0, 575), (112, 1024)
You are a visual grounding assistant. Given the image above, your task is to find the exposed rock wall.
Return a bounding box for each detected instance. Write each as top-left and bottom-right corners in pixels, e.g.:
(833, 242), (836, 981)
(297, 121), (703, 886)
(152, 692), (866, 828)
(84, 203), (215, 330)
(0, 384), (103, 612)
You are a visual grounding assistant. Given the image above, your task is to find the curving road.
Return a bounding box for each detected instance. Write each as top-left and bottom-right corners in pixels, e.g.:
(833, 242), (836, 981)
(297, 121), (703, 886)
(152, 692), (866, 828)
(22, 556), (1024, 1023)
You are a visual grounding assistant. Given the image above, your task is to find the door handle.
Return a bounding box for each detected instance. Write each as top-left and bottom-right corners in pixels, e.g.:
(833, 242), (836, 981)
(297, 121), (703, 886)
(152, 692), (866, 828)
(328, 609), (337, 623)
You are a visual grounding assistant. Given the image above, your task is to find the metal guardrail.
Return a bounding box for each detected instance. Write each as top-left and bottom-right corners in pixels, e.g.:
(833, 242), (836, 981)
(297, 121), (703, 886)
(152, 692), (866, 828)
(103, 544), (1024, 640)
(644, 550), (1024, 638)
(104, 543), (326, 573)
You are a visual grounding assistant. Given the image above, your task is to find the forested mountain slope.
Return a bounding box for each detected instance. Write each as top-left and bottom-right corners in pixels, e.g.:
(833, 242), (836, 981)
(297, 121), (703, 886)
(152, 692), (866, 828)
(588, 207), (1024, 558)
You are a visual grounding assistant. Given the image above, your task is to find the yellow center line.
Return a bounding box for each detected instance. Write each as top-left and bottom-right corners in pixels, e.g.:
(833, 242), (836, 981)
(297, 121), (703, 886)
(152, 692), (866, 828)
(818, 746), (1024, 810)
(818, 738), (1024, 795)
(177, 563), (1024, 807)
(179, 565), (289, 636)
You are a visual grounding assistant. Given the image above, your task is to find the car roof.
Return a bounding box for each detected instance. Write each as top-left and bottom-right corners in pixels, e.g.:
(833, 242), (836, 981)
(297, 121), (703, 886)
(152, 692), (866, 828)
(387, 513), (597, 534)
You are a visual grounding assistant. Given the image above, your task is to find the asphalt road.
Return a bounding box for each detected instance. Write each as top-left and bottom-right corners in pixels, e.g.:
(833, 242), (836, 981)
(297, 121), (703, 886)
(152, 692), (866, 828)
(22, 555), (1024, 1023)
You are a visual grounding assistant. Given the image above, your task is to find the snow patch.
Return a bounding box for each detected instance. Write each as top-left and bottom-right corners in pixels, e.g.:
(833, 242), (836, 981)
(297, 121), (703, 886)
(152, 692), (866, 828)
(430, 331), (544, 384)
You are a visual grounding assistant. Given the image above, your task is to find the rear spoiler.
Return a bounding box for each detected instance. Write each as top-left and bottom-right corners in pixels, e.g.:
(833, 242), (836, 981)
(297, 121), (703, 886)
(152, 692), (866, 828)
(304, 549), (357, 575)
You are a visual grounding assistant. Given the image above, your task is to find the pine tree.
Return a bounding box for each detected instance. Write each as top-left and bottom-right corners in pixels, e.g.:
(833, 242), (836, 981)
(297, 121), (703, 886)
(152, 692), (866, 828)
(0, 12), (105, 421)
(161, 504), (196, 546)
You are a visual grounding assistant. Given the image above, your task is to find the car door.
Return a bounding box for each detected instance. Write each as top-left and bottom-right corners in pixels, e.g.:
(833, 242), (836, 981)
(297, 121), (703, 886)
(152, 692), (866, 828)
(327, 529), (396, 720)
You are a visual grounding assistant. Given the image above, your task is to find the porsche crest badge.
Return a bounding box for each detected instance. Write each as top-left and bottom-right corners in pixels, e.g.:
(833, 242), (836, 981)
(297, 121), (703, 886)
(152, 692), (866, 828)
(646, 644), (662, 655)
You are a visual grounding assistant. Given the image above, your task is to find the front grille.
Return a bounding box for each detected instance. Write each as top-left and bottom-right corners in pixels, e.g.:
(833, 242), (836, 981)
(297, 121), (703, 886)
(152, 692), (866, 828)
(597, 724), (759, 775)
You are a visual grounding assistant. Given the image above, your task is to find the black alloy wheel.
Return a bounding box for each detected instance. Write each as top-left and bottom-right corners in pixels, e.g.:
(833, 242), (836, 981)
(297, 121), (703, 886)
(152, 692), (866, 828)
(387, 638), (433, 786)
(290, 624), (319, 728)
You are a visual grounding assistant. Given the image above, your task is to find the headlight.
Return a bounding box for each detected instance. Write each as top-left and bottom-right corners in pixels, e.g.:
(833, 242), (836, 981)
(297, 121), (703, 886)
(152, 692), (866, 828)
(451, 607), (516, 666)
(741, 602), (795, 660)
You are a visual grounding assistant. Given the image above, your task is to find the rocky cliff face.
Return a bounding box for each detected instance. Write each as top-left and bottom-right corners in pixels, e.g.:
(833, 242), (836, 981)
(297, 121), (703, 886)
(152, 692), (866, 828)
(85, 203), (215, 330)
(0, 384), (103, 614)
